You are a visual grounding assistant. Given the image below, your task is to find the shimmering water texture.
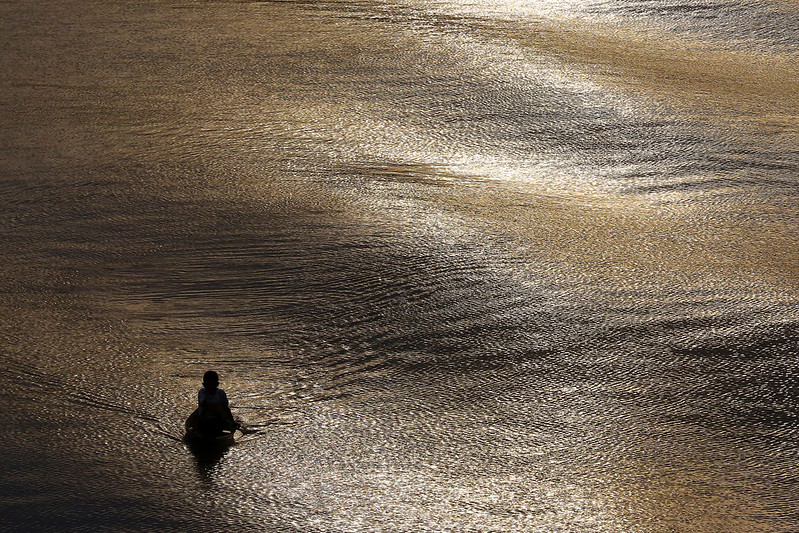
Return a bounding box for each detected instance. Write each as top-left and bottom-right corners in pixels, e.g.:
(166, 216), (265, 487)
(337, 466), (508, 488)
(2, 0), (798, 531)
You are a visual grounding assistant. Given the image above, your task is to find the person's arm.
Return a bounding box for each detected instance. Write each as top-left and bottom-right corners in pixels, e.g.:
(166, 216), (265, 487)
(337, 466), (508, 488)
(221, 390), (237, 427)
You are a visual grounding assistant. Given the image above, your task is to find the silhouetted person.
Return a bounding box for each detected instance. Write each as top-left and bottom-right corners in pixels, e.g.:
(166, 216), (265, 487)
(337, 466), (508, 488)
(197, 370), (236, 436)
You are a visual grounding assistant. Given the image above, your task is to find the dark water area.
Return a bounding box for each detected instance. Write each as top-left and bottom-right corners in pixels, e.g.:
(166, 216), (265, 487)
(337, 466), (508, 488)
(2, 0), (799, 531)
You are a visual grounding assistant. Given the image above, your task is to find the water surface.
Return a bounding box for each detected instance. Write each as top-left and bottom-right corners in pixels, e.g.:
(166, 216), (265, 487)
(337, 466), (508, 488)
(1, 0), (798, 530)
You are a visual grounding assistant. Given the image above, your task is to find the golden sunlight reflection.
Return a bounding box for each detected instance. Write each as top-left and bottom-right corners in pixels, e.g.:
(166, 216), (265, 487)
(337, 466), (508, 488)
(3, 0), (799, 530)
(415, 0), (589, 22)
(213, 406), (640, 531)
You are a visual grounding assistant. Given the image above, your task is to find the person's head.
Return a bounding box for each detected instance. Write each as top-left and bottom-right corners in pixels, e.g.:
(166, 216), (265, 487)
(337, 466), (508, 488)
(203, 370), (220, 389)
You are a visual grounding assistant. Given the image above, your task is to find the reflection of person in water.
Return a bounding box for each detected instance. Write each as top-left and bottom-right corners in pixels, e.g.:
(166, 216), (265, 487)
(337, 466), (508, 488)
(198, 370), (236, 435)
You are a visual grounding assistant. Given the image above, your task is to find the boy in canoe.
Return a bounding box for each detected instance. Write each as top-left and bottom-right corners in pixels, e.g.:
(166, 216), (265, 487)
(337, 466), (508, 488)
(197, 370), (237, 435)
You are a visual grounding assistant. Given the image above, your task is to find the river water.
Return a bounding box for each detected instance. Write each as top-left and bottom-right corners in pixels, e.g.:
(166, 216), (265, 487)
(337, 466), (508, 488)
(1, 0), (798, 531)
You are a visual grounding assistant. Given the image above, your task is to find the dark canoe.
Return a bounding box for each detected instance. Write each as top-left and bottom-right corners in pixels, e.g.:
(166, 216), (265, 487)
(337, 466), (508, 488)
(184, 409), (236, 447)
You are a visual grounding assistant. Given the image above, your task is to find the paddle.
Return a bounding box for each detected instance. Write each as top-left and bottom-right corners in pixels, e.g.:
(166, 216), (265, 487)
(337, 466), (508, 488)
(232, 419), (260, 435)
